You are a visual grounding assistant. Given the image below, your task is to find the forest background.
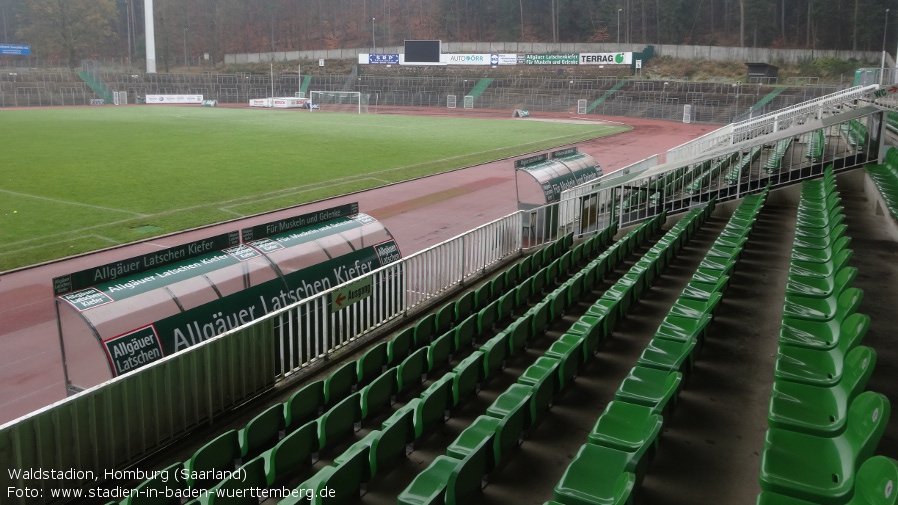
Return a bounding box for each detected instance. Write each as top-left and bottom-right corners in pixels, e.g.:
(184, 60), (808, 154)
(0, 0), (894, 69)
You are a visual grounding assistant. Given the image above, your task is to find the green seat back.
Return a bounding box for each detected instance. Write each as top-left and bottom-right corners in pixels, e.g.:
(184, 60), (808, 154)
(285, 380), (325, 431)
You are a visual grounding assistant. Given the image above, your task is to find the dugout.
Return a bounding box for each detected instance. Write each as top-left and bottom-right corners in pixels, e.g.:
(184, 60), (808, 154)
(515, 148), (602, 241)
(53, 203), (401, 392)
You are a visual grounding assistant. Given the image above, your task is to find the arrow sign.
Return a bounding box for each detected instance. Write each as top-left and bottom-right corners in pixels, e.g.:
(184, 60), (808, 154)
(330, 276), (373, 313)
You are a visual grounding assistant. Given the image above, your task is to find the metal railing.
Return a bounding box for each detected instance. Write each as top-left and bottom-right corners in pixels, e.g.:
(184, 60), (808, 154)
(0, 205), (559, 504)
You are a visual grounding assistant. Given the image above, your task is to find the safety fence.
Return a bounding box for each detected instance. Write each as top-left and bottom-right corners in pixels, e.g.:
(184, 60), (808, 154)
(0, 207), (547, 504)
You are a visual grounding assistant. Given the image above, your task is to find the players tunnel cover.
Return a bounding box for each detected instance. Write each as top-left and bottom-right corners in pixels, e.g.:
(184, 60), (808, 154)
(53, 202), (401, 380)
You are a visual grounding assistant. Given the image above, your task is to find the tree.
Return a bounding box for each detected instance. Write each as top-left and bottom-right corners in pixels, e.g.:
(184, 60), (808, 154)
(17, 0), (119, 66)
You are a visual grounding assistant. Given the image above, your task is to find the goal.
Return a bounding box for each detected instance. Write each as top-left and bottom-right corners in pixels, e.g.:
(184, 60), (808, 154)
(309, 91), (369, 113)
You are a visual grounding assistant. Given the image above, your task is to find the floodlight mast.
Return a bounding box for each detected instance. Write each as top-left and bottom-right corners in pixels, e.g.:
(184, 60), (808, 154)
(145, 0), (157, 73)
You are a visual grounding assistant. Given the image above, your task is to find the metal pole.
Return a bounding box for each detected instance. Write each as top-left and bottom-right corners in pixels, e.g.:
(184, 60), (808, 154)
(372, 17), (376, 55)
(183, 28), (188, 68)
(298, 63), (301, 97)
(617, 9), (621, 45)
(882, 8), (890, 86)
(271, 63), (275, 99)
(145, 0), (157, 73)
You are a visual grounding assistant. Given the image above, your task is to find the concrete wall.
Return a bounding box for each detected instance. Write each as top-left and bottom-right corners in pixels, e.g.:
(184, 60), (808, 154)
(225, 43), (883, 66)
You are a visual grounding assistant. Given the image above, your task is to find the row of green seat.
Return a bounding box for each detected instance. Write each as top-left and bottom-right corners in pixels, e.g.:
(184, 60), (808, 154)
(723, 146), (762, 185)
(112, 231), (590, 504)
(685, 153), (736, 195)
(187, 232), (593, 504)
(805, 129), (826, 161)
(865, 146), (898, 221)
(758, 168), (897, 505)
(553, 189), (771, 505)
(396, 214), (667, 505)
(840, 119), (867, 151)
(764, 138), (793, 172)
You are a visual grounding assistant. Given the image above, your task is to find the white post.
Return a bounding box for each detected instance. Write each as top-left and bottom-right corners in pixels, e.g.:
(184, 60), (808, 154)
(144, 0), (156, 73)
(270, 63), (275, 98)
(298, 63), (301, 96)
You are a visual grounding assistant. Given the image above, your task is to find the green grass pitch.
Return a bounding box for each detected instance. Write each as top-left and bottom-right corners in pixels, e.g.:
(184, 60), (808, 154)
(0, 107), (629, 271)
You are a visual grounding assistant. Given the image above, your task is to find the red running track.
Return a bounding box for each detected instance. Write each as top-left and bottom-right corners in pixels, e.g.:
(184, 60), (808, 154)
(0, 110), (715, 425)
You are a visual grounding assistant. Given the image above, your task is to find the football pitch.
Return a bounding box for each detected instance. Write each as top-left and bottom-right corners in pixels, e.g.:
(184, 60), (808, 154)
(0, 107), (629, 271)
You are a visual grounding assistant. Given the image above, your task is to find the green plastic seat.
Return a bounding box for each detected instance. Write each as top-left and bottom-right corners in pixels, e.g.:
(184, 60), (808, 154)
(396, 347), (428, 396)
(285, 380), (325, 432)
(360, 367), (397, 419)
(206, 456), (268, 505)
(417, 374), (454, 431)
(669, 292), (723, 319)
(477, 299), (500, 334)
(185, 429), (241, 489)
(779, 299), (866, 352)
(324, 361), (357, 408)
(263, 419), (318, 485)
(505, 262), (521, 288)
(334, 431), (378, 485)
(435, 302), (456, 336)
(789, 249), (853, 279)
(356, 341), (388, 386)
(786, 267), (858, 299)
(782, 284), (858, 322)
(398, 436), (490, 505)
(588, 401), (663, 483)
(768, 346), (876, 437)
(567, 315), (606, 358)
(317, 391), (362, 450)
(545, 333), (586, 388)
(454, 313), (478, 351)
(474, 282), (493, 311)
(637, 337), (697, 375)
(452, 352), (484, 405)
(479, 331), (509, 379)
(285, 466), (334, 505)
(486, 383), (535, 431)
(776, 324), (872, 387)
(528, 301), (551, 337)
(455, 291), (476, 323)
(239, 403), (285, 459)
(380, 405), (416, 452)
(427, 332), (453, 372)
(531, 267), (548, 295)
(388, 327), (414, 364)
(414, 313), (437, 349)
(515, 277), (534, 306)
(849, 455), (898, 505)
(502, 317), (528, 356)
(553, 443), (635, 505)
(615, 366), (682, 417)
(122, 461), (184, 505)
(655, 313), (712, 347)
(791, 236), (850, 262)
(759, 455), (898, 504)
(325, 440), (370, 502)
(759, 391), (892, 505)
(517, 357), (561, 420)
(680, 275), (730, 302)
(371, 411), (414, 472)
(447, 415), (501, 471)
(499, 290), (517, 322)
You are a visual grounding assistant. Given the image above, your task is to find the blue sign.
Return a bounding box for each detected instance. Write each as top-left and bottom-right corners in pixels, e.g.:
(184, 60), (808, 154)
(0, 44), (31, 56)
(369, 53), (399, 64)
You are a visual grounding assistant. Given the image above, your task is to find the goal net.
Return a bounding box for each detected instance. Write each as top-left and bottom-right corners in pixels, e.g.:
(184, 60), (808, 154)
(309, 91), (369, 113)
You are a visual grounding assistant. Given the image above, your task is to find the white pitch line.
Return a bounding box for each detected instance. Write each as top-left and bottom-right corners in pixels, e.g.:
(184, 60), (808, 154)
(1, 130), (605, 252)
(0, 234), (122, 256)
(0, 189), (147, 217)
(220, 177), (388, 212)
